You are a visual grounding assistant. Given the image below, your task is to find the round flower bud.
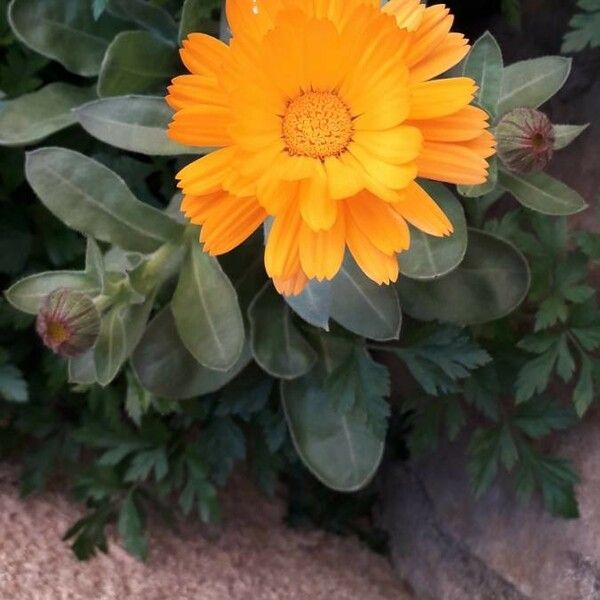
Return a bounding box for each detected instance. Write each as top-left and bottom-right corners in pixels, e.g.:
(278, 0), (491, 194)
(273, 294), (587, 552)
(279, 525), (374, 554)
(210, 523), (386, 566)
(36, 289), (101, 358)
(496, 108), (555, 174)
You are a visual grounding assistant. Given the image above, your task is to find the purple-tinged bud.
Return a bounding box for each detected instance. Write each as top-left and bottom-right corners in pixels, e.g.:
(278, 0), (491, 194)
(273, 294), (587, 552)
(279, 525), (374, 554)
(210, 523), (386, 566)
(496, 108), (555, 174)
(36, 289), (100, 358)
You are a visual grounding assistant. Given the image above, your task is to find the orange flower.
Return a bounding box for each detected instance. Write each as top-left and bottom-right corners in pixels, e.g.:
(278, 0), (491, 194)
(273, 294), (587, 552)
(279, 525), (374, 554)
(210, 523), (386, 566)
(167, 0), (495, 295)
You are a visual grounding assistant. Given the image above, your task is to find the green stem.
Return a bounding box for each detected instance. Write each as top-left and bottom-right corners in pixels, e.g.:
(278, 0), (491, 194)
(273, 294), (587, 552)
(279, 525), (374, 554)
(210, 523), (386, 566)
(135, 240), (186, 296)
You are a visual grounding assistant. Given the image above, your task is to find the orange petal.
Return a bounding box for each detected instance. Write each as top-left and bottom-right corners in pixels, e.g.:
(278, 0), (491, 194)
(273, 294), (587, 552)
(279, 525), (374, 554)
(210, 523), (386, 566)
(409, 33), (470, 83)
(353, 125), (423, 164)
(166, 75), (229, 111)
(390, 181), (453, 236)
(406, 105), (489, 143)
(461, 130), (497, 159)
(168, 105), (232, 147)
(200, 195), (267, 255)
(345, 192), (410, 255)
(180, 34), (230, 77)
(409, 77), (476, 120)
(299, 210), (346, 280)
(264, 201), (303, 278)
(416, 141), (489, 185)
(176, 148), (235, 196)
(273, 270), (309, 297)
(299, 162), (338, 231)
(345, 209), (399, 284)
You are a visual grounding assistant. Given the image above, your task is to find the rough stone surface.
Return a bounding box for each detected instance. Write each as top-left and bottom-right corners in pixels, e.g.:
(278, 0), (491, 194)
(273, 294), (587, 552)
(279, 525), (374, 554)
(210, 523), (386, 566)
(380, 410), (600, 600)
(0, 464), (408, 600)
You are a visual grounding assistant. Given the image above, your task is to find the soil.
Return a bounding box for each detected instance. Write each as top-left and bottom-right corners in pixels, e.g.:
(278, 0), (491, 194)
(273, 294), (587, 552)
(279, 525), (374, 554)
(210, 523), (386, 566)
(0, 464), (410, 600)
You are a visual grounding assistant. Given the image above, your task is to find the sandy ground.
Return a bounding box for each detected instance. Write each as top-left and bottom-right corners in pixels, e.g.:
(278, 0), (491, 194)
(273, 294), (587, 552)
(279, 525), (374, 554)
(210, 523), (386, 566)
(0, 465), (409, 600)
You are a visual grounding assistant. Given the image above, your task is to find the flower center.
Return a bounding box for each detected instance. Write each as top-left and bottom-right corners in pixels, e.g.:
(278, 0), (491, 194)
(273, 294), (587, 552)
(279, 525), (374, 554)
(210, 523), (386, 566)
(282, 92), (353, 159)
(47, 320), (70, 345)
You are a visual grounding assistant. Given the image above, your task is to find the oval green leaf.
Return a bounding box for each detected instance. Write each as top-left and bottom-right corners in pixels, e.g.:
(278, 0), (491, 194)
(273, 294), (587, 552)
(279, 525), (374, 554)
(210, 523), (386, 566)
(396, 229), (531, 325)
(249, 283), (317, 379)
(330, 255), (401, 341)
(281, 373), (385, 492)
(171, 243), (245, 372)
(553, 123), (590, 150)
(75, 96), (204, 155)
(8, 0), (126, 76)
(179, 0), (219, 41)
(285, 280), (331, 330)
(97, 30), (179, 98)
(94, 304), (127, 386)
(5, 271), (99, 315)
(0, 83), (95, 146)
(498, 57), (572, 116)
(25, 147), (183, 253)
(106, 0), (177, 43)
(400, 181), (467, 280)
(499, 169), (587, 216)
(132, 307), (251, 400)
(462, 31), (503, 116)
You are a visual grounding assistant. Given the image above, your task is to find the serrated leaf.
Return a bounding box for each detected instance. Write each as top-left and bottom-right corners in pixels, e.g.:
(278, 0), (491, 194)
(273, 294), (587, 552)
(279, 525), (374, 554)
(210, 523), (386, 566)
(499, 170), (587, 216)
(117, 493), (147, 560)
(25, 147), (183, 253)
(400, 181), (467, 280)
(535, 296), (568, 331)
(171, 243), (244, 372)
(249, 283), (316, 379)
(330, 254), (401, 341)
(97, 30), (179, 98)
(515, 345), (559, 403)
(0, 83), (95, 146)
(498, 56), (572, 115)
(75, 96), (205, 156)
(573, 355), (595, 416)
(513, 396), (577, 438)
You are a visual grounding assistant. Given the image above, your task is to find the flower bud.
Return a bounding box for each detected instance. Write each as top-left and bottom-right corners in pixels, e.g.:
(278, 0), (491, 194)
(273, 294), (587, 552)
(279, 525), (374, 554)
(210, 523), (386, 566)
(36, 289), (101, 358)
(496, 108), (555, 174)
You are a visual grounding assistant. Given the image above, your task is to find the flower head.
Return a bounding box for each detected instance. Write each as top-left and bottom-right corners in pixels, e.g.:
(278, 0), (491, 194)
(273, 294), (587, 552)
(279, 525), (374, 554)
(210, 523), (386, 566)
(36, 289), (101, 357)
(496, 108), (554, 174)
(167, 0), (495, 295)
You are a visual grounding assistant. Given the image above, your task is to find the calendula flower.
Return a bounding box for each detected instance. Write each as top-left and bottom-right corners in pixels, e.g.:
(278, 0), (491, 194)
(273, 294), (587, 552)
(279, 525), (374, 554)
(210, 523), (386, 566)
(167, 0), (495, 295)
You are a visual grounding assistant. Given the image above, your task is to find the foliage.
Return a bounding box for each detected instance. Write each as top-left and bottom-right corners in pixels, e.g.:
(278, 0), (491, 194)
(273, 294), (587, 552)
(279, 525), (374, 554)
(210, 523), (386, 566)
(562, 0), (600, 53)
(0, 0), (596, 561)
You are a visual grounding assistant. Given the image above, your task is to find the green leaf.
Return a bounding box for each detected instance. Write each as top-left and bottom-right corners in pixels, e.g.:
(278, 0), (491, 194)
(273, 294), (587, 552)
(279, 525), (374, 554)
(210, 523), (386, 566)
(573, 355), (596, 417)
(0, 363), (28, 402)
(397, 229), (530, 325)
(179, 0), (216, 40)
(515, 345), (559, 403)
(249, 283), (316, 379)
(5, 270), (99, 315)
(468, 427), (502, 496)
(462, 31), (503, 116)
(94, 304), (127, 387)
(171, 243), (244, 372)
(534, 296), (568, 331)
(25, 147), (183, 253)
(553, 123), (590, 150)
(285, 280), (331, 330)
(68, 350), (97, 385)
(325, 346), (390, 440)
(75, 95), (204, 155)
(92, 0), (109, 20)
(117, 493), (147, 561)
(562, 6), (600, 53)
(458, 156), (498, 198)
(400, 181), (467, 280)
(106, 0), (177, 43)
(8, 0), (126, 76)
(0, 83), (95, 146)
(281, 371), (385, 492)
(97, 30), (179, 98)
(132, 307), (251, 400)
(330, 254), (401, 341)
(499, 170), (587, 216)
(498, 57), (572, 115)
(513, 396), (577, 438)
(394, 324), (491, 396)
